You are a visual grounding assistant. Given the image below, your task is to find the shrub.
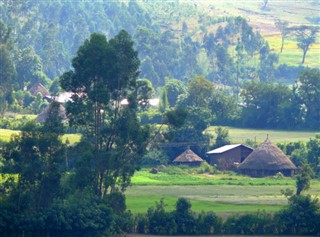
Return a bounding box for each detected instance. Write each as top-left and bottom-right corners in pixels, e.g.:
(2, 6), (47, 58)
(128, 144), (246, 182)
(223, 211), (275, 235)
(274, 195), (320, 235)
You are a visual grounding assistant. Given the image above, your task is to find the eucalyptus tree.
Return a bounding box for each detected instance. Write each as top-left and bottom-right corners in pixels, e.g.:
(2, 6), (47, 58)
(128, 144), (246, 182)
(274, 19), (289, 53)
(60, 31), (149, 197)
(0, 20), (16, 115)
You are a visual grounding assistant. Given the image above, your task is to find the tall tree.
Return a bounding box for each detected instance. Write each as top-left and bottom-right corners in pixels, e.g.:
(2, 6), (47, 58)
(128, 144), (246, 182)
(0, 20), (15, 115)
(60, 31), (149, 197)
(293, 25), (318, 64)
(258, 42), (279, 82)
(274, 19), (289, 53)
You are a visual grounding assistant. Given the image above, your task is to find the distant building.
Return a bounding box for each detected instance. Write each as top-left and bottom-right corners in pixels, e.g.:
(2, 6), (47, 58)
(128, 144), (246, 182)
(206, 144), (253, 170)
(238, 139), (297, 177)
(36, 101), (68, 123)
(28, 82), (50, 98)
(173, 148), (204, 167)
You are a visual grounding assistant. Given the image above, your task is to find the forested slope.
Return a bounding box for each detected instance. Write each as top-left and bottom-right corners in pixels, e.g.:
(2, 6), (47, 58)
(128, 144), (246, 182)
(0, 0), (319, 89)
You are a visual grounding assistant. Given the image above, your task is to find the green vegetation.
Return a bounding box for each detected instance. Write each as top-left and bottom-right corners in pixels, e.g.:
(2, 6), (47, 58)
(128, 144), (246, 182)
(126, 168), (320, 215)
(0, 128), (81, 144)
(0, 1), (319, 236)
(131, 169), (296, 186)
(207, 126), (320, 144)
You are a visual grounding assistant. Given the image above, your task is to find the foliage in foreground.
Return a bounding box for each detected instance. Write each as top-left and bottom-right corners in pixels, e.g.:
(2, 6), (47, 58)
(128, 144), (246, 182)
(133, 196), (320, 236)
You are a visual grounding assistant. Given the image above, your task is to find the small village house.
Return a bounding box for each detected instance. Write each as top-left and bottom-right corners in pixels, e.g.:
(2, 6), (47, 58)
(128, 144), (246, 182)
(237, 139), (297, 177)
(28, 82), (50, 98)
(173, 148), (204, 167)
(36, 101), (68, 123)
(206, 144), (253, 170)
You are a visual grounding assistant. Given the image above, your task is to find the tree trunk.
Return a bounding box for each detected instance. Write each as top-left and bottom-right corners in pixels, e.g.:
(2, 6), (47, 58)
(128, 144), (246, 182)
(280, 37), (284, 53)
(301, 49), (307, 64)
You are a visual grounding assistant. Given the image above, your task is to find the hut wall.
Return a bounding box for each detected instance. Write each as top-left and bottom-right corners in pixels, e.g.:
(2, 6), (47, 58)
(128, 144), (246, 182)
(241, 169), (296, 177)
(208, 146), (253, 170)
(174, 161), (202, 167)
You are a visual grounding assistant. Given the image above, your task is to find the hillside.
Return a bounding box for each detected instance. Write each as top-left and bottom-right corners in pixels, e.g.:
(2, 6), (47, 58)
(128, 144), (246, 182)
(0, 0), (319, 88)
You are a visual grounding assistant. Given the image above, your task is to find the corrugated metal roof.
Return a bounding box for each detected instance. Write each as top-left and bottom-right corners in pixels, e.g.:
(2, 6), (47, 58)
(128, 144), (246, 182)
(207, 144), (251, 154)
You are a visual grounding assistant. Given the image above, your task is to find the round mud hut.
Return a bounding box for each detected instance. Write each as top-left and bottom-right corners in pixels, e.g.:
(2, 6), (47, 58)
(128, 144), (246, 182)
(238, 139), (297, 177)
(36, 101), (68, 123)
(173, 148), (204, 167)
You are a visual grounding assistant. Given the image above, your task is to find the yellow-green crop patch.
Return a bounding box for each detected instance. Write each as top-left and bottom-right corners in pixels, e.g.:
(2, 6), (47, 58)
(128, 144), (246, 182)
(0, 129), (20, 142)
(0, 128), (81, 145)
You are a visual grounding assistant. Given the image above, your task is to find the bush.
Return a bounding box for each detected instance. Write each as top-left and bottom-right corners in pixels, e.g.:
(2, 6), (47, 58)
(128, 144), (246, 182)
(141, 149), (169, 167)
(274, 195), (320, 235)
(139, 110), (162, 124)
(223, 211), (275, 235)
(197, 211), (222, 234)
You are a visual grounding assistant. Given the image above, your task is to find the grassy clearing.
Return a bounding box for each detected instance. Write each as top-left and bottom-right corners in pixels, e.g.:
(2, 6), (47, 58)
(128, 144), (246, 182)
(206, 126), (320, 144)
(266, 35), (320, 67)
(131, 170), (296, 186)
(126, 194), (283, 214)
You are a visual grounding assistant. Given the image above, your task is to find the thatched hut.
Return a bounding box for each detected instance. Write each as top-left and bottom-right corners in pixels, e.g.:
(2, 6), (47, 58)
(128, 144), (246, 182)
(28, 83), (50, 97)
(173, 148), (204, 167)
(36, 101), (68, 123)
(238, 139), (297, 177)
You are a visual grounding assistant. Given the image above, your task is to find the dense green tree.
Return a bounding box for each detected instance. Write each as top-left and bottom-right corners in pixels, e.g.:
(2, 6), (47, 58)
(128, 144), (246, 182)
(241, 81), (300, 128)
(213, 126), (231, 149)
(147, 199), (177, 235)
(60, 31), (149, 197)
(275, 194), (320, 235)
(2, 111), (65, 211)
(294, 68), (320, 128)
(0, 45), (16, 115)
(163, 78), (187, 108)
(136, 78), (155, 109)
(174, 198), (197, 234)
(15, 47), (42, 89)
(296, 163), (314, 195)
(215, 44), (236, 85)
(306, 135), (320, 175)
(258, 43), (279, 82)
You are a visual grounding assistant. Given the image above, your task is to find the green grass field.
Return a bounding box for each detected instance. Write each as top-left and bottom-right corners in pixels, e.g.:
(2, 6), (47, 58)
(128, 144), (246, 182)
(206, 126), (319, 144)
(126, 169), (320, 215)
(2, 126), (318, 145)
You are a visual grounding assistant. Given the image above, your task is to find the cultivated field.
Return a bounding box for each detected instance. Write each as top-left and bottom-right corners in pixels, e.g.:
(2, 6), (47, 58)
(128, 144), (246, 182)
(1, 126), (318, 145)
(126, 168), (320, 216)
(191, 0), (320, 67)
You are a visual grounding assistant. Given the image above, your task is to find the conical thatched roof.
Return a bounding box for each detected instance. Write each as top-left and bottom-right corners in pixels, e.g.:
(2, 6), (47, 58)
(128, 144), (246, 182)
(173, 148), (204, 163)
(36, 102), (68, 123)
(238, 139), (297, 171)
(28, 83), (50, 97)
